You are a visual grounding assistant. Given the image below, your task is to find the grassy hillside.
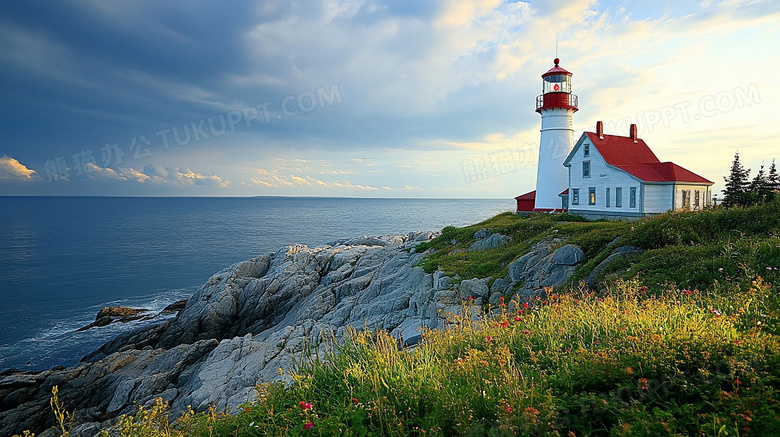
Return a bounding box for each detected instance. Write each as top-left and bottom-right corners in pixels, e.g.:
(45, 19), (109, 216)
(28, 200), (780, 437)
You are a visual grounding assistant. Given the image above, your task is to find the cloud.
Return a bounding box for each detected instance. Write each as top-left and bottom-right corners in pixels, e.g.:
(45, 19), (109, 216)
(85, 163), (229, 187)
(0, 155), (38, 180)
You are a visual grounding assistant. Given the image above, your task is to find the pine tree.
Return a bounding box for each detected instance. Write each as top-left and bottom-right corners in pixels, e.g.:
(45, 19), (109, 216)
(722, 152), (751, 206)
(749, 163), (770, 202)
(768, 159), (780, 201)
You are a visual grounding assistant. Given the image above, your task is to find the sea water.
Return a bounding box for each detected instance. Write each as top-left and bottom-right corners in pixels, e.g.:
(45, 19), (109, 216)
(0, 196), (512, 371)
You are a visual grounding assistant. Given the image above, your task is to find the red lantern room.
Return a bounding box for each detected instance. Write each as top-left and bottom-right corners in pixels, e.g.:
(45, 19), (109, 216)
(535, 58), (578, 113)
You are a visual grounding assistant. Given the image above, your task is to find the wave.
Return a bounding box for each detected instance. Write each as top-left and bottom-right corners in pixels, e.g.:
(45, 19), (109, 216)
(0, 287), (195, 372)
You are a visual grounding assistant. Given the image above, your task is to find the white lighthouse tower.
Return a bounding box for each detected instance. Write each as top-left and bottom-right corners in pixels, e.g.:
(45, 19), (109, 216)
(533, 58), (578, 211)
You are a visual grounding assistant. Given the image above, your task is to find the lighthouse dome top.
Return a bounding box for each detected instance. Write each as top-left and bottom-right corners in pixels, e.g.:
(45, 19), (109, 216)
(542, 58), (572, 78)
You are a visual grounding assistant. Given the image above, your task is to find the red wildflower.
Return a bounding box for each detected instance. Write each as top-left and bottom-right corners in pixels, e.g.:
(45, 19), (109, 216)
(469, 296), (473, 301)
(514, 316), (521, 322)
(501, 321), (509, 328)
(522, 329), (530, 335)
(485, 336), (493, 342)
(299, 401), (312, 410)
(523, 302), (529, 309)
(352, 398), (359, 403)
(304, 421), (314, 430)
(506, 406), (512, 413)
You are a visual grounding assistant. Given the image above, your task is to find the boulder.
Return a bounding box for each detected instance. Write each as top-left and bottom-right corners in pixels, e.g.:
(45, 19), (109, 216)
(468, 234), (510, 252)
(76, 307), (150, 332)
(586, 246), (645, 286)
(507, 238), (586, 301)
(458, 278), (490, 300)
(473, 228), (490, 240)
(552, 244), (585, 266)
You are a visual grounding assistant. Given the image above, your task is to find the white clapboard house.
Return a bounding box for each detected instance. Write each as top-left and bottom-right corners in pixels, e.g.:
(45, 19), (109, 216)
(560, 121), (714, 218)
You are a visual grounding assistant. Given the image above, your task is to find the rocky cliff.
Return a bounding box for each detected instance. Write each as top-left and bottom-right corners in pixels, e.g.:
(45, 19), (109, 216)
(0, 231), (589, 436)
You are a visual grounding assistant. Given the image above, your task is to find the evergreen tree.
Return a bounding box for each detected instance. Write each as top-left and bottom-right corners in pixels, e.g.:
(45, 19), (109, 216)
(749, 163), (770, 202)
(722, 152), (750, 206)
(768, 159), (780, 201)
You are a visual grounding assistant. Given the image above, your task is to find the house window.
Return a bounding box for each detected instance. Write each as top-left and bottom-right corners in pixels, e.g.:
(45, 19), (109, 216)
(615, 187), (623, 207)
(630, 187), (637, 208)
(606, 187), (610, 207)
(584, 144), (590, 157)
(589, 187), (596, 205)
(572, 188), (579, 205)
(582, 161), (591, 178)
(682, 190), (690, 209)
(694, 190), (700, 209)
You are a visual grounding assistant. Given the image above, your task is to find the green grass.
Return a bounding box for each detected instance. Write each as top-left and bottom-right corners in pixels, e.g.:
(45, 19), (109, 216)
(25, 201), (780, 437)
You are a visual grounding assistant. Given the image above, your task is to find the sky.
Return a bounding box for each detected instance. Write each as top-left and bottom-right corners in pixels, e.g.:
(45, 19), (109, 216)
(0, 0), (778, 198)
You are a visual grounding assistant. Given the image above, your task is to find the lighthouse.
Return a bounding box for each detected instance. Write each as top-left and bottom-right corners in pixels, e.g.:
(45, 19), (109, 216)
(533, 58), (578, 211)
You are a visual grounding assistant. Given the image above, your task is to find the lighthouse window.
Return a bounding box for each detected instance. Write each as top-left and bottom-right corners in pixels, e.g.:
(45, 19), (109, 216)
(543, 75), (571, 93)
(572, 189), (579, 205)
(582, 161), (591, 178)
(589, 187), (596, 205)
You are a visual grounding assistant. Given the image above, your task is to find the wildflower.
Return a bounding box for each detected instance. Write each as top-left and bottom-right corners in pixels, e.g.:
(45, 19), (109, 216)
(522, 329), (530, 335)
(485, 336), (493, 342)
(500, 296), (505, 303)
(352, 398), (359, 403)
(506, 406), (512, 413)
(299, 401), (312, 410)
(244, 407), (252, 413)
(501, 321), (509, 328)
(638, 378), (649, 390)
(522, 407), (540, 424)
(514, 316), (521, 322)
(624, 367), (634, 375)
(304, 421), (314, 430)
(718, 267), (724, 272)
(642, 286), (647, 294)
(523, 302), (529, 309)
(734, 340), (741, 345)
(469, 296), (473, 302)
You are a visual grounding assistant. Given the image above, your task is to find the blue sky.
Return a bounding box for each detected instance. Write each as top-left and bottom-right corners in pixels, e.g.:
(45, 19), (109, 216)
(0, 0), (777, 197)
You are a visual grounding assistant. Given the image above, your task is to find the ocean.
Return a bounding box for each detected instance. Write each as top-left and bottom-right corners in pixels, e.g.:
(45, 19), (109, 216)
(0, 196), (512, 371)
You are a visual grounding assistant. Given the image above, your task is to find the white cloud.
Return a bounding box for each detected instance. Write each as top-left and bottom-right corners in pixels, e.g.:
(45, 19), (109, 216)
(0, 155), (38, 180)
(85, 163), (229, 187)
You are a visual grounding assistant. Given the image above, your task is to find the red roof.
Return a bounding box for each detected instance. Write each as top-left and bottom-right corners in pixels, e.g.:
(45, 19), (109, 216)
(584, 132), (659, 165)
(582, 132), (713, 184)
(616, 162), (714, 184)
(559, 188), (569, 195)
(542, 58), (571, 77)
(514, 190), (536, 201)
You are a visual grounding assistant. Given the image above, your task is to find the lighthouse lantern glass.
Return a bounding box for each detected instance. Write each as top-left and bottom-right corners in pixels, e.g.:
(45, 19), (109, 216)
(543, 75), (570, 94)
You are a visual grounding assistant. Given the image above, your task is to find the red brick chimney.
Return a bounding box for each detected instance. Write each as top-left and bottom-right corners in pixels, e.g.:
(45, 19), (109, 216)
(629, 124), (638, 143)
(596, 121), (604, 139)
